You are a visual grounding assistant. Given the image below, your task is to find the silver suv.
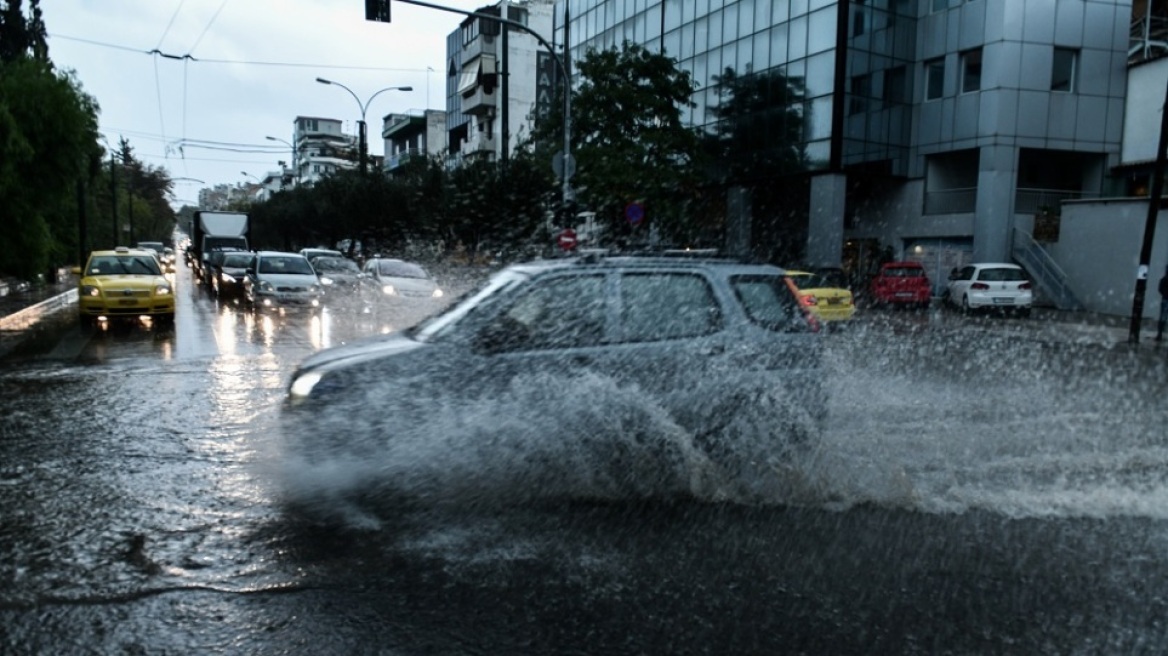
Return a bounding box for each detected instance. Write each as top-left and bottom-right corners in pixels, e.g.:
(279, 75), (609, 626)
(281, 254), (826, 505)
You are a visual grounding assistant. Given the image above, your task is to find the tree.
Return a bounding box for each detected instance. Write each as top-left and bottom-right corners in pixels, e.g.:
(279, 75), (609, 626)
(526, 42), (708, 247)
(0, 57), (99, 278)
(0, 0), (101, 279)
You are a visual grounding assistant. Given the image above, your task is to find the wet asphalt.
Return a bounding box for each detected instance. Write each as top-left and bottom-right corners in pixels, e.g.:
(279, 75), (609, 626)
(1, 264), (1168, 654)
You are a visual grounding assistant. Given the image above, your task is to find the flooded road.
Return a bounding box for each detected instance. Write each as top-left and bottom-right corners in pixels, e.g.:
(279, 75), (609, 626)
(3, 261), (1168, 654)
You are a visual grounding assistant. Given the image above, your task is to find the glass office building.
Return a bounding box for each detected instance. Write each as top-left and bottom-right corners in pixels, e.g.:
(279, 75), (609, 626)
(554, 0), (1131, 289)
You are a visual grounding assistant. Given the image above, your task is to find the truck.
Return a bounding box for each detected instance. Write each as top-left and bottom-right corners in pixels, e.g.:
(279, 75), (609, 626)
(190, 211), (250, 286)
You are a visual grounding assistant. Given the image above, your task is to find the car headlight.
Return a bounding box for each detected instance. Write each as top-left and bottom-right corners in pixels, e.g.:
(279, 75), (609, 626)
(320, 277), (334, 286)
(220, 272), (236, 283)
(288, 371), (323, 400)
(382, 284), (396, 296)
(80, 285), (100, 297)
(259, 280), (274, 292)
(155, 284), (172, 296)
(431, 288), (444, 298)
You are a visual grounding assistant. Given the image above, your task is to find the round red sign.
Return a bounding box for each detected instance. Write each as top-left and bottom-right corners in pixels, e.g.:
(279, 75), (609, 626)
(557, 228), (578, 251)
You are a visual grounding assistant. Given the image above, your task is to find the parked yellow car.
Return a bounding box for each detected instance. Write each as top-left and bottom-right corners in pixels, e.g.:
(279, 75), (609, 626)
(785, 270), (856, 323)
(73, 247), (175, 327)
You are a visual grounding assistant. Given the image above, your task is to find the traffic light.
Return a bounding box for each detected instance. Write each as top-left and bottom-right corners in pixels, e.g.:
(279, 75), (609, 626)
(365, 0), (390, 22)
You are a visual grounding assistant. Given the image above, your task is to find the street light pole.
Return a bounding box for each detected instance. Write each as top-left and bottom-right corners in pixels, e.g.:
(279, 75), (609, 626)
(315, 78), (412, 174)
(266, 135), (298, 184)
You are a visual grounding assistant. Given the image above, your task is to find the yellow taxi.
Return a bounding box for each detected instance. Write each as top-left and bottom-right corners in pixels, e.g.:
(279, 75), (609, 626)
(73, 247), (175, 327)
(785, 270), (856, 323)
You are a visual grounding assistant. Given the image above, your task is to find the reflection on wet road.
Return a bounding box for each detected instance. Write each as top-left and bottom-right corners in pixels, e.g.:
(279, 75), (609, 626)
(3, 262), (1168, 653)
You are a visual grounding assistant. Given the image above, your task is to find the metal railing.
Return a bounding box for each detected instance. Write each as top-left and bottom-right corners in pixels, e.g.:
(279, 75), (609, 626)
(1012, 227), (1081, 310)
(1014, 188), (1097, 215)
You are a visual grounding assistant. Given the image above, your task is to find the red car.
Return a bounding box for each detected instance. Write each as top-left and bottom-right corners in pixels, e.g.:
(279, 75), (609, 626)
(870, 261), (932, 308)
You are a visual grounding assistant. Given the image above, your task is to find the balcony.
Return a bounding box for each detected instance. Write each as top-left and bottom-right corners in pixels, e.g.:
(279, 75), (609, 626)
(461, 35), (496, 66)
(461, 133), (496, 158)
(1014, 188), (1097, 215)
(386, 148), (422, 171)
(923, 187), (977, 215)
(461, 86), (497, 116)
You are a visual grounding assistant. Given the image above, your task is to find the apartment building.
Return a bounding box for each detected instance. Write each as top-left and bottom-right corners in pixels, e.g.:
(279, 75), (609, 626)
(445, 0), (558, 164)
(555, 0), (1134, 295)
(291, 116), (359, 185)
(382, 109), (448, 175)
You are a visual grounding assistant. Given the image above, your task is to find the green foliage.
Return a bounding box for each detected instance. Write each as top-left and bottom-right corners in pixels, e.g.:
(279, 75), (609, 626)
(0, 56), (99, 277)
(525, 42), (710, 247)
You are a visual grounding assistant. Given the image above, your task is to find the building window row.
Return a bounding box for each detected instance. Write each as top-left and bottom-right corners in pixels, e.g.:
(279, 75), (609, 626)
(923, 46), (1078, 101)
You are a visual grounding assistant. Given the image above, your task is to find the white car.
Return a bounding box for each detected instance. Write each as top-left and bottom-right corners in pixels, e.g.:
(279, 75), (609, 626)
(243, 251), (323, 311)
(945, 263), (1033, 316)
(359, 257), (443, 302)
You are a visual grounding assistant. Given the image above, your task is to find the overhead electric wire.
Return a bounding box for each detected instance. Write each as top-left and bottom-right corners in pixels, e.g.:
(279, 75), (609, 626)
(50, 33), (425, 73)
(187, 0), (231, 56)
(155, 0), (187, 50)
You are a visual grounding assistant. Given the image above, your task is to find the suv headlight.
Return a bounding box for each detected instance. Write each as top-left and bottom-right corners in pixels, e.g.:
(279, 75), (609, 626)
(288, 371), (323, 400)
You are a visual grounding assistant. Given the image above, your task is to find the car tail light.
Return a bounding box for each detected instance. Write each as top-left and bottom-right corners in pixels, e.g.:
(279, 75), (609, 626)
(971, 282), (989, 290)
(1020, 282), (1032, 290)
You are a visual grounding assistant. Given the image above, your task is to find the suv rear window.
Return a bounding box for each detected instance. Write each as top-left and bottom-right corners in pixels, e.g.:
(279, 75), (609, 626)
(730, 275), (815, 332)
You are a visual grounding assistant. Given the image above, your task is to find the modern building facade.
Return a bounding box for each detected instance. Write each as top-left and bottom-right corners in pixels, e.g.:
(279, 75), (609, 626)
(555, 0), (1135, 294)
(445, 0), (558, 164)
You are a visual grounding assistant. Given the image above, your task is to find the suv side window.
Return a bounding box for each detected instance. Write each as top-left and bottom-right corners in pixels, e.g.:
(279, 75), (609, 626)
(488, 274), (607, 352)
(619, 272), (721, 342)
(731, 275), (811, 332)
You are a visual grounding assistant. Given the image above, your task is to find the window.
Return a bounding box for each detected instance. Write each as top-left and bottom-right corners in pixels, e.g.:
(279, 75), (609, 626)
(884, 66), (907, 104)
(925, 58), (944, 100)
(620, 273), (720, 342)
(849, 74), (870, 115)
(490, 274), (607, 351)
(1052, 47), (1078, 92)
(960, 48), (982, 93)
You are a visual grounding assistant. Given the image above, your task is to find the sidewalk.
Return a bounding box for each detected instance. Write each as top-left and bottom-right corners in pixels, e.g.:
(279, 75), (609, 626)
(0, 274), (79, 332)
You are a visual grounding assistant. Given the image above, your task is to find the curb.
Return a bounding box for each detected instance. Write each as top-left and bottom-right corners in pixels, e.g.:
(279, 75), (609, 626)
(0, 290), (78, 333)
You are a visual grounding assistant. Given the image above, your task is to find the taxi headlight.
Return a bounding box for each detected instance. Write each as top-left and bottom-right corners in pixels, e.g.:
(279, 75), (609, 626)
(155, 284), (172, 296)
(81, 285), (100, 297)
(288, 371), (323, 399)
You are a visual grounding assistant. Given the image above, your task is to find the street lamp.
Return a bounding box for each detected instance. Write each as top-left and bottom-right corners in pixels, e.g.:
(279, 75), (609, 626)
(265, 136), (298, 184)
(315, 77), (413, 174)
(241, 171), (260, 183)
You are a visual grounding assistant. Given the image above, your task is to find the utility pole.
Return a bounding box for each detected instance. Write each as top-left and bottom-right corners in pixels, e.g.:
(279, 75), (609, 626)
(1128, 74), (1168, 343)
